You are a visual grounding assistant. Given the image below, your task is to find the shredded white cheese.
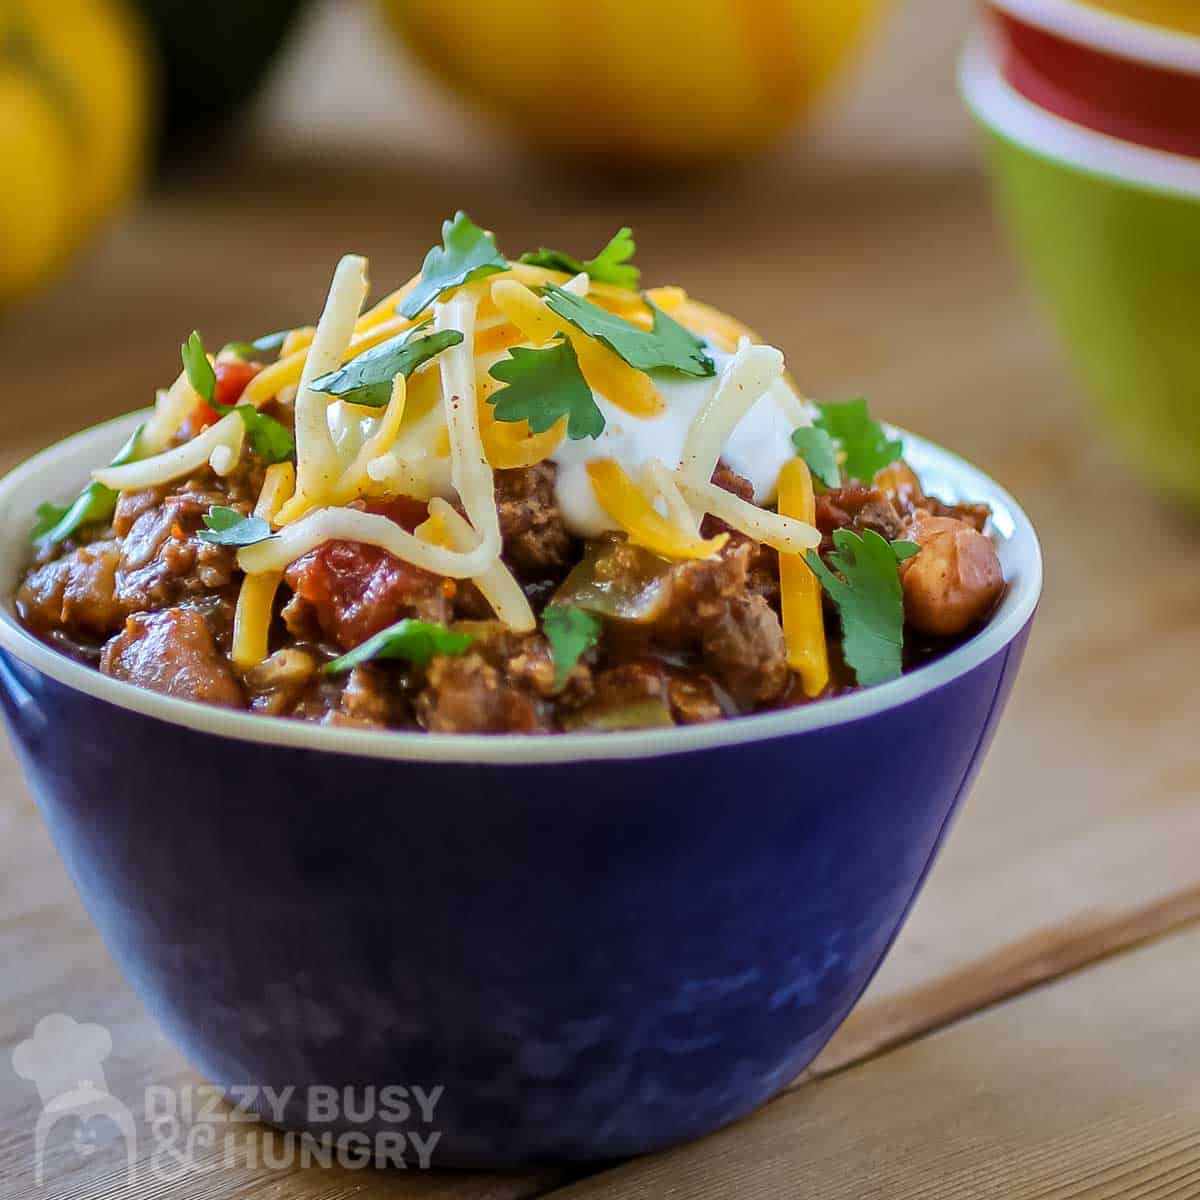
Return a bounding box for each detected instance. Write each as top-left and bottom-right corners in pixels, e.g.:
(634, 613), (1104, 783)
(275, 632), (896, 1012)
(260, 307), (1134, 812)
(674, 473), (820, 555)
(236, 506), (502, 580)
(294, 254), (369, 503)
(427, 498), (535, 632)
(435, 294), (502, 563)
(94, 412), (245, 491)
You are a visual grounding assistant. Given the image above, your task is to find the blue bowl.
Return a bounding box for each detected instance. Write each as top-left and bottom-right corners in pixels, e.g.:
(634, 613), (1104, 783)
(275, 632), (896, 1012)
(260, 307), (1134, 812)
(0, 414), (1041, 1166)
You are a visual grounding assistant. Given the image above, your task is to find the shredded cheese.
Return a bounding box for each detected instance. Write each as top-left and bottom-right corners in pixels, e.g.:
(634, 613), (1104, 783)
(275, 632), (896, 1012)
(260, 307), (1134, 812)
(330, 374), (408, 504)
(674, 473), (820, 556)
(587, 459), (728, 561)
(236, 506), (501, 579)
(643, 458), (699, 534)
(435, 293), (502, 565)
(231, 572), (281, 669)
(141, 370), (203, 453)
(680, 341), (785, 505)
(94, 412), (245, 491)
(426, 498), (536, 632)
(293, 254), (370, 505)
(255, 462), (296, 524)
(776, 459), (830, 697)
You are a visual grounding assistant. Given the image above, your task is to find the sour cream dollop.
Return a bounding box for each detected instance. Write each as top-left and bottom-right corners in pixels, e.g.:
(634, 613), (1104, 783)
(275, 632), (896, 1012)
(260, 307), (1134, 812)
(550, 340), (814, 537)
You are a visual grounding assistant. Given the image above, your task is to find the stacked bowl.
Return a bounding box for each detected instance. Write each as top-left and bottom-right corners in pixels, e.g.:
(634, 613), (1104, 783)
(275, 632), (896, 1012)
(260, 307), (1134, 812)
(962, 0), (1200, 507)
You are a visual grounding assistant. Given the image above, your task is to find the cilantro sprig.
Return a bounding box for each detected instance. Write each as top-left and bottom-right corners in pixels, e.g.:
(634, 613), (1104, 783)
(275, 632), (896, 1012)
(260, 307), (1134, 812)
(198, 507), (275, 547)
(32, 425), (145, 547)
(790, 427), (841, 490)
(520, 228), (640, 290)
(543, 606), (602, 690)
(488, 338), (604, 440)
(399, 212), (508, 319)
(182, 332), (295, 464)
(221, 330), (291, 362)
(309, 329), (464, 408)
(808, 399), (903, 484)
(805, 530), (920, 687)
(542, 287), (715, 378)
(324, 619), (476, 675)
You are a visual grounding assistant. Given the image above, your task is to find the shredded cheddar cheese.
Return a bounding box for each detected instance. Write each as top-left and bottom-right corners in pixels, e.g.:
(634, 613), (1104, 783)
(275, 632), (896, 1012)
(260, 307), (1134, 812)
(491, 279), (663, 419)
(777, 459), (830, 697)
(587, 459), (728, 561)
(231, 572), (281, 669)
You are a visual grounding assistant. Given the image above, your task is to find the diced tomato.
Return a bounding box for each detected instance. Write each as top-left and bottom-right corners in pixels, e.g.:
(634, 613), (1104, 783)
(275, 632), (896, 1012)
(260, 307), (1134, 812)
(214, 360), (261, 407)
(191, 360), (262, 431)
(284, 541), (448, 651)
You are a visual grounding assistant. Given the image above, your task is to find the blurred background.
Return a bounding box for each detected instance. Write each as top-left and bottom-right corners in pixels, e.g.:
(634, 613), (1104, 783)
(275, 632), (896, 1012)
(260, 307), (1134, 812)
(4, 0), (1200, 1169)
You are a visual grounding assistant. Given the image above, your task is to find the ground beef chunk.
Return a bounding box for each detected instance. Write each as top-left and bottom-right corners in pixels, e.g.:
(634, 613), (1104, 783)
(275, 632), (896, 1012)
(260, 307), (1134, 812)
(494, 463), (573, 582)
(331, 665), (405, 729)
(100, 608), (245, 708)
(872, 461), (991, 532)
(667, 675), (724, 725)
(243, 648), (320, 716)
(282, 541), (449, 651)
(815, 484), (906, 550)
(415, 623), (566, 734)
(703, 467), (780, 607)
(649, 538), (790, 710)
(700, 594), (790, 708)
(710, 462), (755, 503)
(17, 541), (124, 638)
(116, 492), (238, 614)
(927, 498), (991, 533)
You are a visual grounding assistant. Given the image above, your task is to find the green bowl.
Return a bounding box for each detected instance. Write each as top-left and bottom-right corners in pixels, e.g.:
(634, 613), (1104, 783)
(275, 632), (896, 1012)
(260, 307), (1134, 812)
(961, 34), (1200, 507)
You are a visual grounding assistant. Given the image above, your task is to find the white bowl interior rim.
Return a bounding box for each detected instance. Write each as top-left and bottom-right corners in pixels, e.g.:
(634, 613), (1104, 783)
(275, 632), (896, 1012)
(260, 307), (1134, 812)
(961, 30), (1200, 198)
(0, 411), (1042, 766)
(989, 0), (1200, 73)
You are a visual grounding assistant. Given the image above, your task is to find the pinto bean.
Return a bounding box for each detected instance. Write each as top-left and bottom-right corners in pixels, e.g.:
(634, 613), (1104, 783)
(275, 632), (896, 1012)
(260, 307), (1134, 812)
(900, 515), (1004, 637)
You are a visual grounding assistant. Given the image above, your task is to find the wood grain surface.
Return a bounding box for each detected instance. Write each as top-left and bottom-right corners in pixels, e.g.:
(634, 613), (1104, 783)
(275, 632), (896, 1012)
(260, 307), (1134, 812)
(1, 150), (1198, 1196)
(549, 921), (1200, 1200)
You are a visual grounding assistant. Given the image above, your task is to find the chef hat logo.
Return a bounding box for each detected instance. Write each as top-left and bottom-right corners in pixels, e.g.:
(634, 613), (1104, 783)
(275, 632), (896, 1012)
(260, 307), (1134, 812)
(12, 1013), (113, 1106)
(12, 1014), (138, 1185)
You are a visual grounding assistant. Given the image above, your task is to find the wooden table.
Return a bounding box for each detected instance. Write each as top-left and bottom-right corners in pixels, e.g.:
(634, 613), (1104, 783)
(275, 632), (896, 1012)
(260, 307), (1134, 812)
(2, 149), (1199, 1199)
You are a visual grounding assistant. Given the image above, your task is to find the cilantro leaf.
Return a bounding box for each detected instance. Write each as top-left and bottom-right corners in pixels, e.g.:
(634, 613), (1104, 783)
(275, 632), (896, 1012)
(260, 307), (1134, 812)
(804, 529), (916, 687)
(543, 606), (603, 690)
(812, 398), (903, 483)
(488, 337), (604, 440)
(231, 406), (294, 464)
(542, 286), (714, 377)
(791, 427), (841, 490)
(520, 227), (640, 290)
(324, 619), (476, 675)
(399, 212), (508, 319)
(183, 331), (294, 463)
(33, 425), (145, 546)
(198, 507), (275, 547)
(221, 330), (290, 362)
(309, 329), (464, 408)
(182, 330), (216, 402)
(31, 502), (71, 541)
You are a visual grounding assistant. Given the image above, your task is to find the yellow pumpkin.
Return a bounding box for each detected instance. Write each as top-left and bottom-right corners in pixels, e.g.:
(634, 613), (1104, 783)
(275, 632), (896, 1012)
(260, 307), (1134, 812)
(0, 0), (150, 306)
(378, 0), (886, 164)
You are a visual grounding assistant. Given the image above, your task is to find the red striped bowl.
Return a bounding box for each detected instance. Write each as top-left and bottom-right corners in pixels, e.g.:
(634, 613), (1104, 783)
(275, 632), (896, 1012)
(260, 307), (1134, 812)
(990, 0), (1200, 157)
